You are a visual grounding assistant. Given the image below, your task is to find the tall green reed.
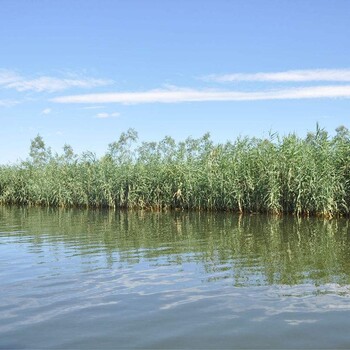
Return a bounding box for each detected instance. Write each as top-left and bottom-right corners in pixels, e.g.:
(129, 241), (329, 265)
(1, 126), (350, 217)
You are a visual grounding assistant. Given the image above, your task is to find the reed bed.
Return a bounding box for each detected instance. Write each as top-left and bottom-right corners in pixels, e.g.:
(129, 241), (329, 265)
(1, 125), (350, 217)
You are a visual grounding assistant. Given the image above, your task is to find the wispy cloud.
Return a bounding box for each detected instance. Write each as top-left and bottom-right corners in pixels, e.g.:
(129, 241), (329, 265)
(95, 112), (120, 118)
(0, 99), (21, 107)
(7, 76), (111, 93)
(0, 69), (21, 85)
(51, 85), (350, 104)
(82, 105), (106, 110)
(41, 108), (52, 115)
(205, 69), (350, 83)
(0, 69), (112, 93)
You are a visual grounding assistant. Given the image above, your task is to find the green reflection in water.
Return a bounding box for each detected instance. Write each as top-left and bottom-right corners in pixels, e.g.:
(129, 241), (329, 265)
(1, 205), (350, 286)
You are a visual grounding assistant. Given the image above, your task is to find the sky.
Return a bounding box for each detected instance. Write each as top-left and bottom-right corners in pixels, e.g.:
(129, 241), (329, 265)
(1, 0), (350, 164)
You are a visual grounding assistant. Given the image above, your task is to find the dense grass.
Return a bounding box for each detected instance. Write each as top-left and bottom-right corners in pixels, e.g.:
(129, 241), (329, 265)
(1, 125), (350, 217)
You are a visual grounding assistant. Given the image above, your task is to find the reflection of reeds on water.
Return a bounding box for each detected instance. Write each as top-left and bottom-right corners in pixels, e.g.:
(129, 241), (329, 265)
(1, 125), (350, 217)
(1, 206), (350, 286)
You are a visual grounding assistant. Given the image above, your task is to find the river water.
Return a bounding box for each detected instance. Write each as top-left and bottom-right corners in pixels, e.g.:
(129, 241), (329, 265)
(1, 206), (350, 349)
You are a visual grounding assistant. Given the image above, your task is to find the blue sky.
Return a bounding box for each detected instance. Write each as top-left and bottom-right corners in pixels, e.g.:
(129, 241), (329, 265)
(1, 0), (350, 164)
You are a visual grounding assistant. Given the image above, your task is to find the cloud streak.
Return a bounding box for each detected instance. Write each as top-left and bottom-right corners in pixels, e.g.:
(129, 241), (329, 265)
(0, 99), (21, 107)
(206, 69), (350, 83)
(0, 69), (112, 93)
(41, 108), (52, 115)
(51, 85), (350, 104)
(95, 112), (120, 118)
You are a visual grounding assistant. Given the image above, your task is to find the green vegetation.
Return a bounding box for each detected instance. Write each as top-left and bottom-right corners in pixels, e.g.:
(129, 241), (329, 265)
(1, 125), (350, 217)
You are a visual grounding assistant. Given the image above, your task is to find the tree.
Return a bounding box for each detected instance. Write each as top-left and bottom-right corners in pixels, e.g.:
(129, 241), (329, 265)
(107, 128), (138, 164)
(335, 125), (350, 142)
(29, 134), (51, 165)
(62, 144), (76, 164)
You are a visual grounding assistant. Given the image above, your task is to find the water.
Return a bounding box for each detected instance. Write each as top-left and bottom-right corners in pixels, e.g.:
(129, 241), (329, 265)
(1, 207), (350, 349)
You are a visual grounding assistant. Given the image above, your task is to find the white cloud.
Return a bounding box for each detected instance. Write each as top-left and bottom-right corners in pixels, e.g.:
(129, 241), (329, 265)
(82, 105), (106, 110)
(0, 69), (21, 85)
(7, 76), (111, 93)
(41, 108), (52, 115)
(51, 85), (350, 104)
(206, 69), (350, 83)
(95, 112), (120, 118)
(0, 69), (112, 93)
(0, 99), (20, 107)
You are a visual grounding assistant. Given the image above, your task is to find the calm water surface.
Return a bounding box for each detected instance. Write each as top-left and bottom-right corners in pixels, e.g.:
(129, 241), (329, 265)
(1, 206), (350, 349)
